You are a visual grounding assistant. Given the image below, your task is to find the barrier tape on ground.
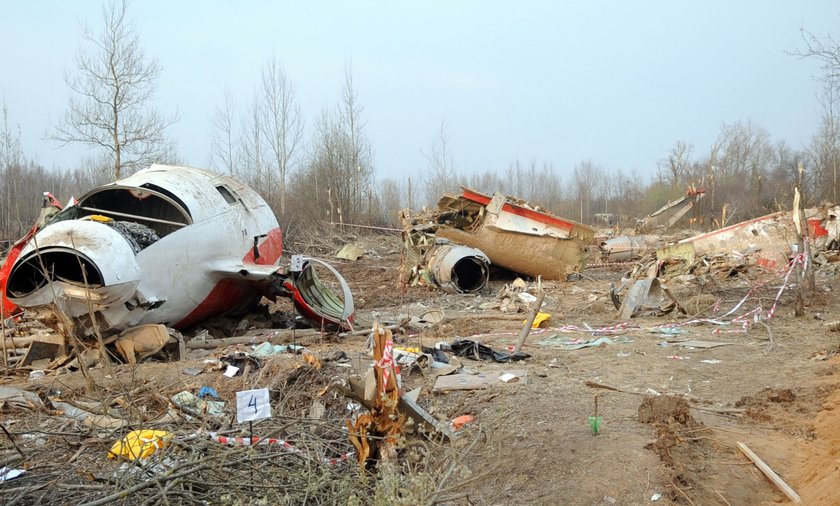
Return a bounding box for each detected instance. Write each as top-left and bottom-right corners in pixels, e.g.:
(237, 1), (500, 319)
(202, 432), (353, 466)
(450, 253), (807, 343)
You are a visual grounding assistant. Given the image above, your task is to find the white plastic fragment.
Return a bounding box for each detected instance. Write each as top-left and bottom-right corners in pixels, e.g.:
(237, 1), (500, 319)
(0, 467), (25, 483)
(499, 373), (519, 383)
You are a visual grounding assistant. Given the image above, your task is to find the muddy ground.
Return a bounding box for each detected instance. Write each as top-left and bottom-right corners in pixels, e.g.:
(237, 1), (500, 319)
(2, 233), (840, 505)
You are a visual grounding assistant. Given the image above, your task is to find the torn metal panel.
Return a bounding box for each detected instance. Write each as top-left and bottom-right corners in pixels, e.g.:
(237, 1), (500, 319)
(675, 210), (795, 269)
(3, 164), (355, 341)
(433, 188), (595, 279)
(656, 242), (696, 264)
(618, 278), (671, 319)
(272, 257), (355, 331)
(638, 190), (705, 233)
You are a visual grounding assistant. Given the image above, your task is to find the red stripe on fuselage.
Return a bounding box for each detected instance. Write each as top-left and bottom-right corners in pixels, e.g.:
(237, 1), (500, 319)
(461, 189), (575, 233)
(173, 227), (283, 329)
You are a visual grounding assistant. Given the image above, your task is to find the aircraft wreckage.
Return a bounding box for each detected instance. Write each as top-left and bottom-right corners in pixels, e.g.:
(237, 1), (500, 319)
(402, 187), (595, 293)
(1, 164), (354, 340)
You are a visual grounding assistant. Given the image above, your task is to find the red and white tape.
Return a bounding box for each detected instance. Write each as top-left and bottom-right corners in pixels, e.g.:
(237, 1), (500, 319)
(203, 432), (353, 466)
(451, 253), (807, 344)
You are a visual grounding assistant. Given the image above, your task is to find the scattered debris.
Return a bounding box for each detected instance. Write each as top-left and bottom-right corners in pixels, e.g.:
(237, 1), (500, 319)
(668, 340), (733, 349)
(115, 324), (177, 365)
(251, 342), (305, 357)
(536, 336), (632, 349)
(450, 414), (475, 431)
(618, 278), (673, 319)
(170, 390), (225, 418)
(433, 370), (528, 392)
(0, 467), (25, 484)
(499, 372), (520, 383)
(449, 339), (530, 363)
(336, 243), (365, 261)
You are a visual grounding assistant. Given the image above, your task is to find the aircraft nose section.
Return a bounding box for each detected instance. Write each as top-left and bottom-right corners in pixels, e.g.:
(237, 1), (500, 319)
(6, 220), (142, 311)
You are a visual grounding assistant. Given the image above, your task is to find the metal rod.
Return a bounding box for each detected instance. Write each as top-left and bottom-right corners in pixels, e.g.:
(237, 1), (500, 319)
(79, 207), (188, 227)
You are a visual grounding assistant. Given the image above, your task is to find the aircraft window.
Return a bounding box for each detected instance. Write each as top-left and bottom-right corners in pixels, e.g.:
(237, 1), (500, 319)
(216, 185), (238, 205)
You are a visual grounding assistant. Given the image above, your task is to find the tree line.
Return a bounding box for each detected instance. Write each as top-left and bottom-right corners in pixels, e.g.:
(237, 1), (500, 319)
(2, 0), (840, 245)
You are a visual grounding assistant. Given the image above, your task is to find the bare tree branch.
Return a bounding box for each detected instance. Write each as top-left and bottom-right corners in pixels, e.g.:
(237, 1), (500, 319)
(51, 0), (176, 180)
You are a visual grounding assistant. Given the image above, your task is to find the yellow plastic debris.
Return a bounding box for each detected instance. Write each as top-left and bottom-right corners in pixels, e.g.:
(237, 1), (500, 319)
(529, 312), (552, 329)
(108, 430), (173, 461)
(394, 347), (421, 354)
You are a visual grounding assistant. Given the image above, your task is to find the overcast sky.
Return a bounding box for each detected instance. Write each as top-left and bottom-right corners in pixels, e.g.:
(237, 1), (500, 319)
(1, 1), (839, 182)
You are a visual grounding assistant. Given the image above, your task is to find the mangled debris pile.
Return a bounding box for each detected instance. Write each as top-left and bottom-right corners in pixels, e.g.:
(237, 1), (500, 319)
(598, 188), (705, 262)
(626, 204), (840, 283)
(401, 187), (595, 293)
(612, 203), (840, 322)
(0, 320), (502, 505)
(0, 358), (368, 504)
(342, 323), (504, 466)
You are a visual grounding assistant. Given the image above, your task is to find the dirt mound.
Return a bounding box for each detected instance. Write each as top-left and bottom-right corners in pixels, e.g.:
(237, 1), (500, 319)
(639, 395), (712, 503)
(735, 387), (796, 407)
(736, 387), (803, 425)
(638, 395), (697, 426)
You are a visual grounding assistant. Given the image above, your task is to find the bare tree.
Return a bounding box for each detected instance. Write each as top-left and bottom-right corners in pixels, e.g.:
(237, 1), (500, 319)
(209, 87), (239, 175)
(293, 64), (374, 224)
(239, 95), (268, 192)
(259, 57), (304, 216)
(422, 121), (457, 203)
(339, 64), (374, 220)
(53, 0), (175, 179)
(657, 140), (692, 187)
(571, 160), (602, 223)
(377, 177), (402, 225)
(1, 100), (24, 240)
(810, 86), (840, 203)
(796, 27), (840, 93)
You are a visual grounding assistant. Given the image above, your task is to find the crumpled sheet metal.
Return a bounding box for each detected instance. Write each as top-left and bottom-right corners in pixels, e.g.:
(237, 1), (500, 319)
(618, 278), (666, 319)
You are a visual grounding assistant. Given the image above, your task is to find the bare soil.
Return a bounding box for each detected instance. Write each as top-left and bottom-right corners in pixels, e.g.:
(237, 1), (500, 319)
(327, 236), (840, 505)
